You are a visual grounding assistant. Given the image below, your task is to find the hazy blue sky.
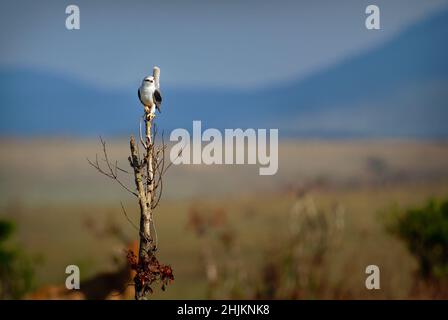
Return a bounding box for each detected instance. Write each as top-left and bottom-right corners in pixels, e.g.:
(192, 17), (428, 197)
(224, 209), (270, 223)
(1, 0), (447, 89)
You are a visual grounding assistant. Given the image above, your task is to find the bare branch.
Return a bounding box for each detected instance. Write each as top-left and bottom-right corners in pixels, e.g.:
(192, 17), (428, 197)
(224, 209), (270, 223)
(162, 143), (184, 176)
(87, 137), (138, 197)
(152, 168), (163, 209)
(120, 201), (139, 232)
(139, 116), (148, 149)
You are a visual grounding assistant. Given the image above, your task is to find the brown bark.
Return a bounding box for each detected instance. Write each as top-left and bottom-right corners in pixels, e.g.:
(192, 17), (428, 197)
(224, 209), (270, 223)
(129, 115), (157, 299)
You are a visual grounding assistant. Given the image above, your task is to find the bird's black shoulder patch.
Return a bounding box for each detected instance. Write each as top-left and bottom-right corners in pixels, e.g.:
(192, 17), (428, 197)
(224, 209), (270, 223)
(154, 89), (162, 103)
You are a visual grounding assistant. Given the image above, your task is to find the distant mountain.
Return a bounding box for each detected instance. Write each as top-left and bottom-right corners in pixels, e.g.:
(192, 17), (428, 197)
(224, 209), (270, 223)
(0, 68), (141, 136)
(264, 8), (448, 137)
(1, 9), (447, 138)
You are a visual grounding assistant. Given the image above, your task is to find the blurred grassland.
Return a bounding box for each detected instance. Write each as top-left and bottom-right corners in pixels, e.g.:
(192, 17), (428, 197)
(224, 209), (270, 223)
(1, 139), (448, 299)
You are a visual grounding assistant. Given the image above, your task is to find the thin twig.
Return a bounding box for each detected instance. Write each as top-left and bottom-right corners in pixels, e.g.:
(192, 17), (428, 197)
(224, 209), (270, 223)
(87, 137), (138, 197)
(120, 201), (139, 232)
(139, 116), (148, 149)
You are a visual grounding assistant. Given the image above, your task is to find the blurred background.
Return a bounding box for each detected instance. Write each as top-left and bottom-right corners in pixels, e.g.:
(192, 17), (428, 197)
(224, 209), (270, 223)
(1, 0), (448, 299)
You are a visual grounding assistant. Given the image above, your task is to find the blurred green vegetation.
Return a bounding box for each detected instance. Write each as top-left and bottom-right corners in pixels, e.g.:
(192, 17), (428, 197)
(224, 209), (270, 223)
(388, 198), (448, 280)
(0, 219), (36, 299)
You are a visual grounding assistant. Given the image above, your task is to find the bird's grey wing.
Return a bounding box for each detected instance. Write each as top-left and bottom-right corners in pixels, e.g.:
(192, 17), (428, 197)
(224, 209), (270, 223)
(154, 89), (162, 112)
(138, 88), (142, 103)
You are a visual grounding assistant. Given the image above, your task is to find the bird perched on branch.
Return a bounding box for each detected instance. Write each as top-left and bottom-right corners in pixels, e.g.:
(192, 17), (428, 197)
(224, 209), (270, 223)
(138, 66), (162, 119)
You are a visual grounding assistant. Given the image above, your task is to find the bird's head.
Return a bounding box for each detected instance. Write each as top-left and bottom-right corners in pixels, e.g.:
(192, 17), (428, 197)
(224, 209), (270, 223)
(143, 76), (155, 85)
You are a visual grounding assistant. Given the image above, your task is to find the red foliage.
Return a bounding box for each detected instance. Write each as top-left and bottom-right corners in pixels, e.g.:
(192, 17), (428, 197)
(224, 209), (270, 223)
(127, 248), (174, 294)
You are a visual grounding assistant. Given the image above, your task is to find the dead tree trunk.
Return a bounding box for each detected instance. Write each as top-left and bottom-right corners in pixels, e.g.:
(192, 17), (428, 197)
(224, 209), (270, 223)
(129, 114), (157, 300)
(89, 67), (174, 300)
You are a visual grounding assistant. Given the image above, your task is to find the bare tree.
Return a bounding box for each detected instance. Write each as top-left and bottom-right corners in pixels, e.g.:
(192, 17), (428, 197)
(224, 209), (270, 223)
(88, 67), (174, 300)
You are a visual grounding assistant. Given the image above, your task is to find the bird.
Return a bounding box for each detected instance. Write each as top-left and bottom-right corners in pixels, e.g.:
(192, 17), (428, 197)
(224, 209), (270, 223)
(138, 74), (162, 118)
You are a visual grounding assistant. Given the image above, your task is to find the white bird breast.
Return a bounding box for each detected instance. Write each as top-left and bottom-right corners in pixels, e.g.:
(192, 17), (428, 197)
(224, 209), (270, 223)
(139, 84), (155, 106)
